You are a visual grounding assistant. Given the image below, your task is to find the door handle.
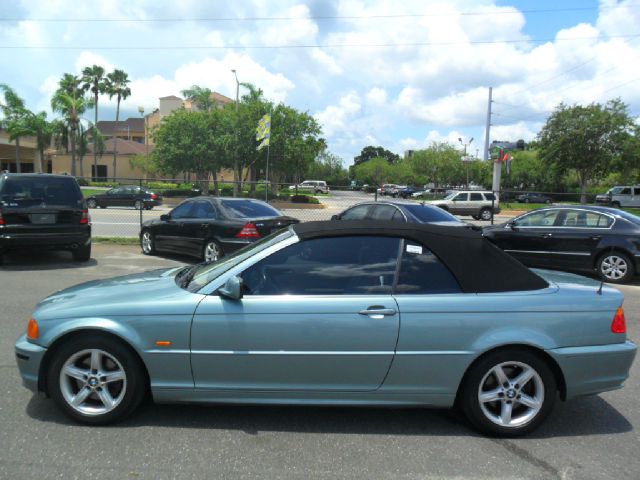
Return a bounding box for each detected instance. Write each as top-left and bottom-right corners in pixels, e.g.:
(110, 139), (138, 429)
(358, 307), (397, 318)
(541, 233), (553, 239)
(590, 236), (601, 241)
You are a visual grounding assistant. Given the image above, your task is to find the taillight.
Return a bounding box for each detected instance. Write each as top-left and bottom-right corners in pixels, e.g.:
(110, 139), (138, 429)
(0, 209), (4, 225)
(80, 210), (90, 224)
(236, 222), (261, 238)
(151, 193), (158, 200)
(611, 307), (626, 334)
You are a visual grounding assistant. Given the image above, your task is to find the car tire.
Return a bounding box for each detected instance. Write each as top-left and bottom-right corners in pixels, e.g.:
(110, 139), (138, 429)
(134, 200), (143, 210)
(545, 199), (552, 204)
(86, 198), (97, 209)
(472, 215), (480, 220)
(597, 251), (634, 284)
(459, 348), (556, 437)
(524, 198), (529, 204)
(47, 335), (146, 425)
(140, 230), (156, 255)
(480, 208), (493, 221)
(72, 243), (91, 262)
(611, 201), (621, 209)
(203, 239), (224, 263)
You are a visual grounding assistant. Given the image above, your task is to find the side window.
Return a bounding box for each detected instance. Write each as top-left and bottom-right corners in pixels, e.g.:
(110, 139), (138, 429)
(620, 188), (632, 195)
(340, 205), (371, 220)
(585, 212), (613, 228)
(469, 193), (483, 201)
(370, 205), (399, 221)
(484, 193), (496, 201)
(391, 208), (406, 222)
(241, 236), (401, 295)
(192, 201), (217, 219)
(396, 241), (461, 294)
(107, 188), (119, 195)
(171, 202), (194, 219)
(453, 193), (468, 201)
(514, 210), (560, 227)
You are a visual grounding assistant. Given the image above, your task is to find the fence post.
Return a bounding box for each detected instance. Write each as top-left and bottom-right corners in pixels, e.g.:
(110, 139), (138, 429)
(139, 178), (143, 230)
(491, 190), (495, 225)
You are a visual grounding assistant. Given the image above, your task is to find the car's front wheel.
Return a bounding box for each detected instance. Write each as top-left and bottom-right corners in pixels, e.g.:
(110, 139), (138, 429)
(86, 198), (97, 209)
(134, 200), (143, 210)
(460, 349), (556, 437)
(140, 230), (156, 255)
(203, 240), (224, 262)
(47, 336), (146, 424)
(480, 208), (493, 221)
(598, 251), (634, 283)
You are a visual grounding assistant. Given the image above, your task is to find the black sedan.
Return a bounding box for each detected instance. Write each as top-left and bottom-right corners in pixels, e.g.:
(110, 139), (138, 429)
(483, 206), (640, 283)
(516, 192), (553, 204)
(86, 185), (162, 210)
(140, 197), (299, 262)
(331, 201), (467, 227)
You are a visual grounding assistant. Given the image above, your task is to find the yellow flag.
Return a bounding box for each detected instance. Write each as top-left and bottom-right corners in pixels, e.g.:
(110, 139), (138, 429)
(256, 114), (271, 141)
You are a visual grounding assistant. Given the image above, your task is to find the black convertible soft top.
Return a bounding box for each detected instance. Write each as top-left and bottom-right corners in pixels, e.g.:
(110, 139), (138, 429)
(292, 220), (549, 293)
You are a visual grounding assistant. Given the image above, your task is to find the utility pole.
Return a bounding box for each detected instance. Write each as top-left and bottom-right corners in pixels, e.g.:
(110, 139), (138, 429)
(458, 137), (473, 189)
(484, 87), (501, 198)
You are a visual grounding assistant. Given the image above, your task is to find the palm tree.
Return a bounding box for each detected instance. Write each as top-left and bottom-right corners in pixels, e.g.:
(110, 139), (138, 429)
(0, 84), (29, 172)
(52, 76), (91, 177)
(82, 65), (108, 179)
(181, 85), (214, 111)
(25, 111), (53, 173)
(107, 69), (131, 180)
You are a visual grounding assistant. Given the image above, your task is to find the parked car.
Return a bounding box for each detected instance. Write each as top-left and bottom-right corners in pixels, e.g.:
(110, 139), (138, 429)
(391, 185), (418, 198)
(483, 206), (640, 283)
(428, 190), (500, 221)
(331, 201), (467, 227)
(516, 192), (553, 204)
(595, 185), (640, 208)
(86, 185), (162, 210)
(16, 220), (636, 437)
(140, 197), (298, 262)
(0, 173), (91, 263)
(288, 180), (329, 194)
(377, 184), (398, 196)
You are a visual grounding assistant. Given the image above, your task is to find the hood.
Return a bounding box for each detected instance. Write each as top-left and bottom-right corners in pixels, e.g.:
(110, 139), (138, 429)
(34, 267), (201, 320)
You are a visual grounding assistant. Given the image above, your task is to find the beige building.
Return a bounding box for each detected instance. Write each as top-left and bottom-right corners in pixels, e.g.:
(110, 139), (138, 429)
(0, 130), (49, 173)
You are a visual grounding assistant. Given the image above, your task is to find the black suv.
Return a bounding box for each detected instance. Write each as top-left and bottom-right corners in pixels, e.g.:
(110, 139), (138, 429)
(0, 173), (91, 263)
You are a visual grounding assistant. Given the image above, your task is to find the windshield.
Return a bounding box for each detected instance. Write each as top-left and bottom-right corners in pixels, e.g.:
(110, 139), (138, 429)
(185, 228), (294, 292)
(220, 199), (282, 218)
(443, 192), (457, 200)
(403, 204), (460, 223)
(0, 176), (83, 208)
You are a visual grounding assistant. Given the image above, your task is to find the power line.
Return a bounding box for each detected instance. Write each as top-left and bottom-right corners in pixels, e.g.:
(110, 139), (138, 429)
(2, 4), (639, 22)
(2, 33), (639, 50)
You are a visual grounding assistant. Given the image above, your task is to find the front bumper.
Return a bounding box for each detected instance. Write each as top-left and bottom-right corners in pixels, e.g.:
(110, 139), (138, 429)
(15, 334), (47, 393)
(548, 340), (637, 399)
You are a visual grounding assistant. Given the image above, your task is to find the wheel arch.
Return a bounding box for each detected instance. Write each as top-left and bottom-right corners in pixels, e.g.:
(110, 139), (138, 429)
(38, 328), (150, 398)
(593, 246), (635, 270)
(455, 344), (567, 403)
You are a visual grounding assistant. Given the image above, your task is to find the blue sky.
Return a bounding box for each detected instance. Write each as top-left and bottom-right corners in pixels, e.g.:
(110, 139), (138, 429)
(1, 0), (638, 165)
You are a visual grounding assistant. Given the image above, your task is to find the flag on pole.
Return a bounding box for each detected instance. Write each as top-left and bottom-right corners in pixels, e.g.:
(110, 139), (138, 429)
(256, 114), (271, 151)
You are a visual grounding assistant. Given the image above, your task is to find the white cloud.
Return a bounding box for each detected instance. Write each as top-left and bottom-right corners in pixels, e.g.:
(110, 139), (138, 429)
(366, 87), (387, 106)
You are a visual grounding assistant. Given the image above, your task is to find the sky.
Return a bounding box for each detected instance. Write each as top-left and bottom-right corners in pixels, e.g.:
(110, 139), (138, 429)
(1, 0), (639, 165)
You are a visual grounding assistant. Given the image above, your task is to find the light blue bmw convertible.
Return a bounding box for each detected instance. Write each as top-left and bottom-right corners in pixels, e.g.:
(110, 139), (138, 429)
(15, 221), (636, 436)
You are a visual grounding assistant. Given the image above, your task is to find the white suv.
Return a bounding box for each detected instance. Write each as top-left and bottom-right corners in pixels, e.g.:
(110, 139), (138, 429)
(428, 190), (500, 221)
(289, 180), (329, 194)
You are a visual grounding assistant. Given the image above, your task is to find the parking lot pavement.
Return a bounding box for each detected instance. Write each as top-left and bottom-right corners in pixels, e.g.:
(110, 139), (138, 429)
(1, 245), (639, 479)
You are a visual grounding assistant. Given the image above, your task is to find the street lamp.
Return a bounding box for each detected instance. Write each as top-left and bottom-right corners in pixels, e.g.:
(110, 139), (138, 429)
(138, 106), (148, 162)
(231, 69), (240, 197)
(458, 137), (474, 189)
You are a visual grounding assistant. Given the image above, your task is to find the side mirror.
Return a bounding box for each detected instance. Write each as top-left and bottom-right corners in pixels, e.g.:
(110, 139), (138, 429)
(160, 214), (171, 221)
(330, 214), (339, 220)
(507, 222), (516, 230)
(218, 275), (243, 300)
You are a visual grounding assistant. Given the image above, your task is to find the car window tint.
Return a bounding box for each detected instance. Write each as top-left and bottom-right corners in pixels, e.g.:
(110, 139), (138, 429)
(514, 210), (560, 227)
(484, 193), (496, 200)
(241, 236), (401, 295)
(391, 208), (406, 222)
(107, 188), (119, 195)
(0, 177), (83, 208)
(396, 241), (461, 294)
(370, 205), (398, 221)
(402, 204), (459, 223)
(171, 202), (194, 219)
(620, 188), (632, 195)
(454, 193), (468, 201)
(192, 201), (217, 219)
(221, 199), (281, 218)
(469, 193), (483, 201)
(341, 205), (370, 220)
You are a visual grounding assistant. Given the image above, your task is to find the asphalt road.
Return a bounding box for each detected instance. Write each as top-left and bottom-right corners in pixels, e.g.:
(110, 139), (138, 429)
(89, 190), (507, 236)
(0, 245), (639, 479)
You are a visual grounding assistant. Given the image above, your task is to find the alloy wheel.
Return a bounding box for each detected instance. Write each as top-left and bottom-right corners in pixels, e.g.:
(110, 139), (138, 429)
(141, 231), (153, 254)
(204, 241), (221, 262)
(480, 209), (492, 221)
(134, 200), (142, 210)
(477, 361), (544, 428)
(601, 255), (628, 281)
(59, 349), (127, 416)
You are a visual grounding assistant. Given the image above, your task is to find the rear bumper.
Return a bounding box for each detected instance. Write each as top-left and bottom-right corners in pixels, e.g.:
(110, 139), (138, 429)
(548, 340), (637, 399)
(0, 226), (91, 251)
(15, 334), (47, 393)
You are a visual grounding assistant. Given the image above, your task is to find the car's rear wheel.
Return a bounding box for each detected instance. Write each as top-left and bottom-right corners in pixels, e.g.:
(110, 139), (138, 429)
(524, 198), (530, 204)
(598, 251), (634, 283)
(480, 208), (493, 221)
(86, 198), (97, 209)
(545, 199), (552, 204)
(141, 230), (156, 255)
(72, 243), (91, 262)
(47, 336), (146, 424)
(611, 201), (621, 209)
(134, 200), (143, 210)
(203, 240), (223, 262)
(460, 349), (556, 437)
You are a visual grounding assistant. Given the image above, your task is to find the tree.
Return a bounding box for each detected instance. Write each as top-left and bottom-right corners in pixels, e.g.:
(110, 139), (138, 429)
(538, 99), (639, 203)
(0, 84), (28, 172)
(351, 157), (394, 186)
(181, 85), (215, 111)
(82, 65), (109, 178)
(107, 69), (131, 180)
(26, 111), (54, 173)
(354, 146), (400, 166)
(408, 143), (464, 187)
(306, 151), (348, 185)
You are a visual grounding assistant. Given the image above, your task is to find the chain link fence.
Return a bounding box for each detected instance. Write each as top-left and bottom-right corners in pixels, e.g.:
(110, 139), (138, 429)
(78, 177), (611, 238)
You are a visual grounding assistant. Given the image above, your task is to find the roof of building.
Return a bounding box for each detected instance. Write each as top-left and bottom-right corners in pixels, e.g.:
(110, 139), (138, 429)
(292, 220), (549, 293)
(211, 91), (234, 104)
(97, 118), (145, 135)
(159, 95), (183, 100)
(89, 138), (153, 155)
